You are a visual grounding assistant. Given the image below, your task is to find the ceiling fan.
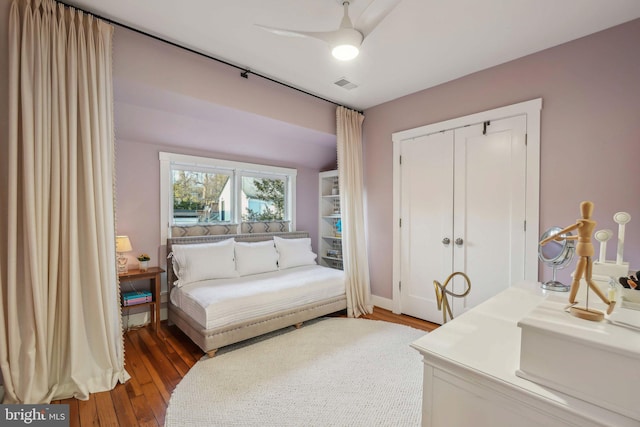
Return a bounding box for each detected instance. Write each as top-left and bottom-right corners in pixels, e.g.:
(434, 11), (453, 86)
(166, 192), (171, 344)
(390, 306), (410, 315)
(256, 0), (401, 61)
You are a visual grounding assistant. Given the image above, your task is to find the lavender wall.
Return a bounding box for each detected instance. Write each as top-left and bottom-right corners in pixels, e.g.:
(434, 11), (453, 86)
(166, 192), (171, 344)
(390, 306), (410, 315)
(111, 26), (338, 272)
(113, 26), (336, 136)
(0, 1), (336, 296)
(115, 140), (321, 267)
(363, 19), (640, 299)
(2, 0), (638, 304)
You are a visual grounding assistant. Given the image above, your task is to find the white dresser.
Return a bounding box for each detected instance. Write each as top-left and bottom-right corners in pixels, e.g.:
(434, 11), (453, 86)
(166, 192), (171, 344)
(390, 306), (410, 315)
(411, 283), (639, 427)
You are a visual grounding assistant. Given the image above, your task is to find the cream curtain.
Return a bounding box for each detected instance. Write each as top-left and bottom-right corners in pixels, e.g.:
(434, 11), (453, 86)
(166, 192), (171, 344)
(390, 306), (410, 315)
(336, 106), (373, 318)
(1, 0), (127, 403)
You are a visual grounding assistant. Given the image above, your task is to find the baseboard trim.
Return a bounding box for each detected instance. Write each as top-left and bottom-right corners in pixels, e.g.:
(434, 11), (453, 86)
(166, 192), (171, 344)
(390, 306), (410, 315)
(371, 294), (393, 311)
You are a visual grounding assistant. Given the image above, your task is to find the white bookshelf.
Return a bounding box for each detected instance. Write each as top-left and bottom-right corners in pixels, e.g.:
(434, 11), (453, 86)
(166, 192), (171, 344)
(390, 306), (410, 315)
(318, 170), (343, 270)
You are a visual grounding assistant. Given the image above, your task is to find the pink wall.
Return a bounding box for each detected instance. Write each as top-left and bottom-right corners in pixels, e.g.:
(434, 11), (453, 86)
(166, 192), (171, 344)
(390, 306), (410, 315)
(363, 19), (640, 299)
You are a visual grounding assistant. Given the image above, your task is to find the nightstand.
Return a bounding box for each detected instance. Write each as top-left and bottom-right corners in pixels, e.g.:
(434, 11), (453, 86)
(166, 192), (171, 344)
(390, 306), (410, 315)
(118, 267), (164, 334)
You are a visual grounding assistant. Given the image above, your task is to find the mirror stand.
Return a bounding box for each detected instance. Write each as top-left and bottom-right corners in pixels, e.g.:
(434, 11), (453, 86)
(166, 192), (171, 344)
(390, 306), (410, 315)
(539, 226), (575, 292)
(541, 265), (570, 292)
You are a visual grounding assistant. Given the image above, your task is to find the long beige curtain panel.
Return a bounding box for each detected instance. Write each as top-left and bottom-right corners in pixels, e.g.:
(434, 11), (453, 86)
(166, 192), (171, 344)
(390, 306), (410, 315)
(336, 106), (373, 318)
(1, 0), (127, 403)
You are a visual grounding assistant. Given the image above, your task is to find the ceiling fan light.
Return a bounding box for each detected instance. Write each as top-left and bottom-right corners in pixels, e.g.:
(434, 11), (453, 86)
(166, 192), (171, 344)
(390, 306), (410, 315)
(332, 44), (360, 61)
(331, 28), (363, 61)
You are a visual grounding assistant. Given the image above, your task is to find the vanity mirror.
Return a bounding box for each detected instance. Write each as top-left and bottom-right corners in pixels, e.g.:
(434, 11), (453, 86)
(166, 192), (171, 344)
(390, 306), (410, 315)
(539, 226), (575, 292)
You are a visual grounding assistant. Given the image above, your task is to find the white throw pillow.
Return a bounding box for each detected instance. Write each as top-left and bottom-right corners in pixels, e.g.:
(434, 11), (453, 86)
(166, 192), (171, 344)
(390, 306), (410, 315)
(171, 238), (237, 287)
(274, 236), (317, 269)
(234, 240), (279, 276)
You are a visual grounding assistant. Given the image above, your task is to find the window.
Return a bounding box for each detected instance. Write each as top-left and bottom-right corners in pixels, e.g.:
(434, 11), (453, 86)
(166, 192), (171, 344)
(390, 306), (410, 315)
(160, 152), (296, 240)
(172, 168), (232, 224)
(241, 175), (285, 221)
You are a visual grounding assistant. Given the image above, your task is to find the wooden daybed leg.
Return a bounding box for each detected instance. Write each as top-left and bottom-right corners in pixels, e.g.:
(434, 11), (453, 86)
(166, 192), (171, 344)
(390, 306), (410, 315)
(294, 322), (303, 329)
(206, 349), (218, 358)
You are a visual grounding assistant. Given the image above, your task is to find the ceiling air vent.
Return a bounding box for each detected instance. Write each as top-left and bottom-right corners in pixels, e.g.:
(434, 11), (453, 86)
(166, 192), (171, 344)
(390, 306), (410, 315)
(334, 77), (358, 90)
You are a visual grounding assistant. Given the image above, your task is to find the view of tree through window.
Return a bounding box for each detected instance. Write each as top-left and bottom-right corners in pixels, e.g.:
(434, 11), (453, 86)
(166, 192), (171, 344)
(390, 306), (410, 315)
(161, 153), (296, 237)
(242, 176), (285, 221)
(172, 169), (231, 224)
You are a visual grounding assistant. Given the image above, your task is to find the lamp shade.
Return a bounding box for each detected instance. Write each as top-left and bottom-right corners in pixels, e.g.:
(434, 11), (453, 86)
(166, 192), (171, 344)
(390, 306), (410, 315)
(116, 236), (132, 252)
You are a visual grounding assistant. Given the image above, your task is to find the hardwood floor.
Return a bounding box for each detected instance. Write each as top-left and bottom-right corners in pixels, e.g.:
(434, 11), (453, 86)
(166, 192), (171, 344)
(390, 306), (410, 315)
(361, 307), (439, 332)
(54, 308), (438, 426)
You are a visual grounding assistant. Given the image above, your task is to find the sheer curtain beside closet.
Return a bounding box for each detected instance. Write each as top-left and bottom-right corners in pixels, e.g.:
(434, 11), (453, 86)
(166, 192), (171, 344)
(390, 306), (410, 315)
(336, 106), (373, 318)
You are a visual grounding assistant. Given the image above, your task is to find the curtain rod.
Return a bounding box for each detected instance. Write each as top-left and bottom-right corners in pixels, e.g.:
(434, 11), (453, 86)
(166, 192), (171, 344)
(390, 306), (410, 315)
(54, 1), (363, 112)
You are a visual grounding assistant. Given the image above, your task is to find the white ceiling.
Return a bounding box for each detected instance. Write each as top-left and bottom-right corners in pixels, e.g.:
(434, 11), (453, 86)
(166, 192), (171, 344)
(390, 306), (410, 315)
(65, 0), (640, 110)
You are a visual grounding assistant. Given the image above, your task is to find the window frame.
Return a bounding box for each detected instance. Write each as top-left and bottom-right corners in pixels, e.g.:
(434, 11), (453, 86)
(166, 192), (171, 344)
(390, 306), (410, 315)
(159, 152), (297, 243)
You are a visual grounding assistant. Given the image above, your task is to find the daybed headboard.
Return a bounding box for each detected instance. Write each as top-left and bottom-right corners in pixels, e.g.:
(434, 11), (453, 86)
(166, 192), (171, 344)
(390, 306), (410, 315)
(166, 231), (309, 292)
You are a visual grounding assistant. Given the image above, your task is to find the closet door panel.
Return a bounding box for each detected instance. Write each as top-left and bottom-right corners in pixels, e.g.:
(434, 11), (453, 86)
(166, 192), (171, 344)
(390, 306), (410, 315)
(399, 131), (454, 323)
(452, 116), (527, 316)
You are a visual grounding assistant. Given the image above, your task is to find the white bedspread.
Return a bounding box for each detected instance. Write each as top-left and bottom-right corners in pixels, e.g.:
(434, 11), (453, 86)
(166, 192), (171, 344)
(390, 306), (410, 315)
(170, 265), (346, 329)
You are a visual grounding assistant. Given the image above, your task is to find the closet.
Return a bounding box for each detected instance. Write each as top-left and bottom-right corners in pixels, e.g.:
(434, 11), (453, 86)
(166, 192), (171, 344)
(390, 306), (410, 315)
(392, 100), (541, 324)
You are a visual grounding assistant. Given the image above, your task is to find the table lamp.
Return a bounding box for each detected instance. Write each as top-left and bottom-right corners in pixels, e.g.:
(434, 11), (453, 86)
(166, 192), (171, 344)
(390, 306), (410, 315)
(116, 235), (133, 273)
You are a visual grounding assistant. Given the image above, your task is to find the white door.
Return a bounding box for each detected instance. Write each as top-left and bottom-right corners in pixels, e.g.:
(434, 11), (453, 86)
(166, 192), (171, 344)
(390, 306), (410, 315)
(399, 131), (454, 322)
(399, 116), (527, 323)
(451, 116), (527, 317)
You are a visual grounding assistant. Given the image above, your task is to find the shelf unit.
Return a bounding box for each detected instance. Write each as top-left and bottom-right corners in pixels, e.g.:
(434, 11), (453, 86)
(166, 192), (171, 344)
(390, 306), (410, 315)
(319, 170), (343, 270)
(118, 267), (164, 335)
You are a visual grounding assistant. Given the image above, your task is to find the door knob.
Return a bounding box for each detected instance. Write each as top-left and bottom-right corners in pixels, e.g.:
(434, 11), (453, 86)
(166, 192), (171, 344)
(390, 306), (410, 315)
(455, 238), (464, 246)
(442, 238), (450, 245)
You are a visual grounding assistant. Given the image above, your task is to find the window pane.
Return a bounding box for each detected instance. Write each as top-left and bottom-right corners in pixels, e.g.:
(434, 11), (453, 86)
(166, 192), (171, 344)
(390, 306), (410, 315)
(172, 169), (232, 224)
(242, 176), (286, 221)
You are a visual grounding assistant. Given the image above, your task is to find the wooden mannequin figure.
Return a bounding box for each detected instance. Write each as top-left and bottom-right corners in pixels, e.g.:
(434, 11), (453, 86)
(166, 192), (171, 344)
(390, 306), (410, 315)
(540, 201), (615, 321)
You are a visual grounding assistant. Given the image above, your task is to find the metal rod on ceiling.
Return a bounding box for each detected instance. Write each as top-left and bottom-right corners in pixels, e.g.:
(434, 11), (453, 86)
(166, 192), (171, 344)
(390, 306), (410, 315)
(55, 0), (358, 111)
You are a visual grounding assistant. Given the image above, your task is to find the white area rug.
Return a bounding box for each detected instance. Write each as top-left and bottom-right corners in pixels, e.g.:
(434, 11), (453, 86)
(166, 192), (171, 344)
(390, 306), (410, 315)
(165, 318), (427, 426)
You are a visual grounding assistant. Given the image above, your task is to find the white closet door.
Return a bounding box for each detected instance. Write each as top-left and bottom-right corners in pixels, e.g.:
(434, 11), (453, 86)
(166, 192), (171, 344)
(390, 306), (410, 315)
(397, 115), (527, 324)
(451, 115), (527, 317)
(399, 131), (454, 322)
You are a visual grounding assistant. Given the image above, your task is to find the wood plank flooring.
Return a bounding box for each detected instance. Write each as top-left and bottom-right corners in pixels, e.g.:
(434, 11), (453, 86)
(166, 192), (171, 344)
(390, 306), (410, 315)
(53, 308), (438, 426)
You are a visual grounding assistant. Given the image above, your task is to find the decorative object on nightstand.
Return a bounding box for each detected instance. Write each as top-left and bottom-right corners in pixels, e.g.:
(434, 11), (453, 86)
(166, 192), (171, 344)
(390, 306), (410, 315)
(137, 253), (150, 271)
(115, 235), (132, 273)
(122, 290), (152, 306)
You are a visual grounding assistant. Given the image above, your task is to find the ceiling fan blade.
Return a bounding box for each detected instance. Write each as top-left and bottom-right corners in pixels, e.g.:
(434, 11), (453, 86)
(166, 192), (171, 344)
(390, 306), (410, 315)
(254, 24), (308, 39)
(355, 0), (402, 39)
(255, 24), (339, 44)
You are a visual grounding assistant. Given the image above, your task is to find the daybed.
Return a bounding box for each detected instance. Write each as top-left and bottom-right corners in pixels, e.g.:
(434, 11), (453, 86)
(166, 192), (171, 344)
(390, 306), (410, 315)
(166, 231), (347, 356)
